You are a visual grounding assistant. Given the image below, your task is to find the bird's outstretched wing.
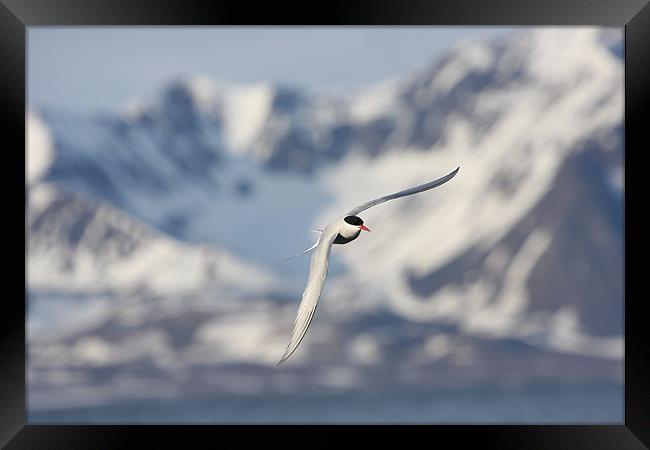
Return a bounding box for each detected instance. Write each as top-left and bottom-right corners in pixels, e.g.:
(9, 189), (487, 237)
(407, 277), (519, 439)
(346, 167), (460, 216)
(278, 225), (339, 365)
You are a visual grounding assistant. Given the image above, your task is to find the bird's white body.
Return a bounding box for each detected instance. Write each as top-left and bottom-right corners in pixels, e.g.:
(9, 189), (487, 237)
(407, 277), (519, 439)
(278, 167), (460, 364)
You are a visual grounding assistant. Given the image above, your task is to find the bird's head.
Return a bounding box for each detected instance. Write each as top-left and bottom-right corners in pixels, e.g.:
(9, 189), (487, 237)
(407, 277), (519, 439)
(343, 215), (371, 233)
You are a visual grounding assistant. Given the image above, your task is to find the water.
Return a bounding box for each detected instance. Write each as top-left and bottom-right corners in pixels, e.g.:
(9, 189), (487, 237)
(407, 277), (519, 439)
(29, 383), (623, 424)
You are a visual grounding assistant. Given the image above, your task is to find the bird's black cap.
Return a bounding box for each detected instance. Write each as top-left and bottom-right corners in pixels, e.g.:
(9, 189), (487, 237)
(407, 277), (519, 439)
(344, 216), (364, 225)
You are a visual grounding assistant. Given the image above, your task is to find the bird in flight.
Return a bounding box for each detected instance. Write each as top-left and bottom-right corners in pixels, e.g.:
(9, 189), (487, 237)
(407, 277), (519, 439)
(278, 166), (460, 365)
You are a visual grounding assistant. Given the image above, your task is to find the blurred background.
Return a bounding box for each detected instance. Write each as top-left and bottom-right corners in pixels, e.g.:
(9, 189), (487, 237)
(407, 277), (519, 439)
(27, 27), (624, 423)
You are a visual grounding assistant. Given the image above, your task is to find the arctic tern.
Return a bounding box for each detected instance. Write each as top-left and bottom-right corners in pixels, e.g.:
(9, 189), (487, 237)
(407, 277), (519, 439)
(278, 166), (460, 365)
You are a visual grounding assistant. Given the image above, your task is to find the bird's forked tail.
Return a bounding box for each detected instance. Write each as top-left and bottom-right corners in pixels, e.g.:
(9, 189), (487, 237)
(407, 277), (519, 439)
(283, 230), (322, 262)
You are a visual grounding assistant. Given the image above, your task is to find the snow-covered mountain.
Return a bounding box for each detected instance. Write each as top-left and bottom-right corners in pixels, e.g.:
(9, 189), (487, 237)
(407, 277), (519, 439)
(27, 28), (624, 409)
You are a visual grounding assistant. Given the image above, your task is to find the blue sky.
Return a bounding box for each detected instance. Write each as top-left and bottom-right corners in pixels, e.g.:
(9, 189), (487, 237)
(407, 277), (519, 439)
(28, 27), (513, 112)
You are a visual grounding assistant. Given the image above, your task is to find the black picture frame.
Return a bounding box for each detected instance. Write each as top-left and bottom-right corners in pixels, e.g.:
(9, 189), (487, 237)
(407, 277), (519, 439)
(2, 0), (648, 447)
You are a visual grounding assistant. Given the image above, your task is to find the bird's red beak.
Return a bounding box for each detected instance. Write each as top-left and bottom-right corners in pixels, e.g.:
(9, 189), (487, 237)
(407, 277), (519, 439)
(359, 225), (371, 232)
